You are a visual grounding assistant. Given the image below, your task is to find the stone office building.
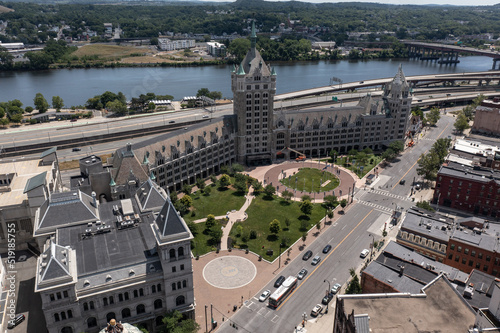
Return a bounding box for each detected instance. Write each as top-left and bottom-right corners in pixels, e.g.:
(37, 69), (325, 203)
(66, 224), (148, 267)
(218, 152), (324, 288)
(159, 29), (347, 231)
(34, 179), (195, 333)
(109, 21), (411, 192)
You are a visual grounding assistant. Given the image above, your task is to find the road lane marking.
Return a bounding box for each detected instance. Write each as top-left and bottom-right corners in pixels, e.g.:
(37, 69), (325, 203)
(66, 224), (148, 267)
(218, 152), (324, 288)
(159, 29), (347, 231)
(276, 208), (374, 311)
(392, 123), (449, 190)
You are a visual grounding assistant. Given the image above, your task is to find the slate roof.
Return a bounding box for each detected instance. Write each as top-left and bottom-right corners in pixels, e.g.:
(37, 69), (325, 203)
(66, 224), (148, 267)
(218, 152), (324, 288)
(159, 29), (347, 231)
(363, 260), (426, 294)
(23, 171), (47, 193)
(155, 198), (190, 240)
(455, 269), (498, 310)
(40, 147), (57, 158)
(111, 145), (149, 186)
(135, 178), (167, 213)
(39, 242), (72, 282)
(399, 207), (454, 243)
(36, 190), (98, 234)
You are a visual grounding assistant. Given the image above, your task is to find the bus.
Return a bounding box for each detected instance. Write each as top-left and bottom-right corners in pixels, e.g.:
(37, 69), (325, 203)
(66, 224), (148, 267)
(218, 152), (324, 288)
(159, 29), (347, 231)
(268, 276), (298, 308)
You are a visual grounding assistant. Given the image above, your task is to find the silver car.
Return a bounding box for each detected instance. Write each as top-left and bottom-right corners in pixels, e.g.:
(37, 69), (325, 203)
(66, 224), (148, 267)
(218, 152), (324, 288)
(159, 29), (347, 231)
(297, 268), (308, 279)
(311, 256), (321, 265)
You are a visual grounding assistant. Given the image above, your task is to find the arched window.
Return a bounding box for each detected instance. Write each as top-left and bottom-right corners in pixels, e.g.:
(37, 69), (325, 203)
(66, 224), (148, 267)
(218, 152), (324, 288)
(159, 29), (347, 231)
(106, 312), (116, 323)
(121, 308), (131, 318)
(61, 327), (73, 333)
(133, 290), (138, 298)
(277, 132), (285, 139)
(83, 302), (88, 311)
(176, 295), (185, 306)
(139, 288), (144, 297)
(61, 312), (66, 320)
(155, 316), (164, 327)
(171, 283), (176, 291)
(169, 249), (176, 259)
(183, 280), (187, 288)
(87, 317), (97, 328)
(54, 313), (60, 322)
(137, 304), (146, 314)
(178, 247), (184, 257)
(152, 285), (156, 293)
(157, 284), (162, 292)
(124, 293), (129, 301)
(119, 294), (123, 302)
(177, 281), (181, 289)
(154, 299), (163, 309)
(67, 310), (72, 319)
(109, 296), (114, 304)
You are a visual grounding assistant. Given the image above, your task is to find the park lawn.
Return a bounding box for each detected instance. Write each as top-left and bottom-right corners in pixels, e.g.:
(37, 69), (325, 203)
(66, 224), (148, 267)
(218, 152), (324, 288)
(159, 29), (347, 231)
(280, 167), (339, 193)
(229, 195), (326, 261)
(324, 154), (383, 178)
(182, 186), (246, 223)
(71, 44), (145, 59)
(191, 221), (229, 256)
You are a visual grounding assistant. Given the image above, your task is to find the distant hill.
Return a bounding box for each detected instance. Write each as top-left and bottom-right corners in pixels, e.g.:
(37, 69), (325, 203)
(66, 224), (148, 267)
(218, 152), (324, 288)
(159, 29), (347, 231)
(0, 4), (14, 12)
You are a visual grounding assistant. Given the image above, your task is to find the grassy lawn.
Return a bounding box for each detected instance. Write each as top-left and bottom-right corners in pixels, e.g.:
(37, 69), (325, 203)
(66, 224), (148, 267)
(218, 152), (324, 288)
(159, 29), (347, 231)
(182, 185), (246, 223)
(322, 154), (383, 178)
(229, 195), (327, 261)
(71, 44), (145, 59)
(280, 168), (339, 193)
(191, 221), (226, 256)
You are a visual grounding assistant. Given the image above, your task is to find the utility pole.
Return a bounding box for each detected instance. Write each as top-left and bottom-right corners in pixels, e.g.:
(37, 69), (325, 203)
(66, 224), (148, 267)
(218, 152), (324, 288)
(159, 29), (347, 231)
(210, 304), (213, 330)
(205, 305), (208, 333)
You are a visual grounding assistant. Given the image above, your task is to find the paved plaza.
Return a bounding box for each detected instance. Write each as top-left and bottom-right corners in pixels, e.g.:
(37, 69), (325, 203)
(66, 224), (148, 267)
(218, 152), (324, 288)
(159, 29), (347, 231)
(203, 256), (257, 289)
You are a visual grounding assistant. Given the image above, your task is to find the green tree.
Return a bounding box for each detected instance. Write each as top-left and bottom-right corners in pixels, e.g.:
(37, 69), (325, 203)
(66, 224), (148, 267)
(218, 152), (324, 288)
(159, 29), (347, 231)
(252, 180), (263, 195)
(106, 99), (128, 115)
(329, 149), (339, 162)
(282, 190), (293, 202)
(346, 269), (362, 294)
(196, 88), (210, 98)
(170, 191), (178, 204)
(264, 184), (276, 198)
(416, 152), (441, 181)
(228, 38), (251, 62)
(24, 106), (34, 113)
(301, 195), (311, 202)
(209, 227), (223, 246)
(52, 96), (64, 111)
(9, 113), (23, 124)
(0, 118), (9, 127)
(205, 214), (216, 230)
(340, 199), (348, 211)
(182, 184), (192, 195)
(381, 148), (396, 162)
(327, 209), (334, 219)
(388, 140), (404, 155)
(302, 232), (307, 244)
(234, 179), (247, 193)
(219, 174), (231, 188)
(204, 186), (212, 196)
(196, 178), (206, 192)
(34, 93), (49, 113)
(323, 195), (338, 209)
(416, 200), (436, 212)
(0, 46), (14, 70)
(284, 217), (291, 230)
(159, 310), (199, 333)
(269, 219), (281, 235)
(210, 174), (217, 185)
(299, 200), (313, 216)
(180, 195), (192, 208)
(236, 224), (243, 237)
(425, 107), (441, 126)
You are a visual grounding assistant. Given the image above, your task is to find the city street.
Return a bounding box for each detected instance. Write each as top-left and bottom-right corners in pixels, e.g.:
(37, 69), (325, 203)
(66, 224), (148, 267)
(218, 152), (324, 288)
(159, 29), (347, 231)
(216, 113), (456, 333)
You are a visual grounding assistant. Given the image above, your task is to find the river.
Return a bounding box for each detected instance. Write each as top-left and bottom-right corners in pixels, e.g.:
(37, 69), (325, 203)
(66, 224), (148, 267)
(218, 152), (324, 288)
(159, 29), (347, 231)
(0, 56), (494, 107)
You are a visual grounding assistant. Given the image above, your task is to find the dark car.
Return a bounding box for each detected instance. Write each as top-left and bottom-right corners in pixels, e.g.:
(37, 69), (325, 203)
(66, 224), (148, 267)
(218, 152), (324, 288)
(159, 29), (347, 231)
(302, 250), (313, 261)
(72, 147), (81, 152)
(323, 244), (332, 254)
(274, 275), (286, 287)
(399, 179), (406, 185)
(168, 120), (175, 123)
(322, 293), (333, 305)
(8, 314), (25, 329)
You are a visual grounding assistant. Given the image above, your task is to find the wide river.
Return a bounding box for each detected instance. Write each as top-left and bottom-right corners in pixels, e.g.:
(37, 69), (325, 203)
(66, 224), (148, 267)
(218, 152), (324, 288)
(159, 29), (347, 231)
(0, 56), (494, 107)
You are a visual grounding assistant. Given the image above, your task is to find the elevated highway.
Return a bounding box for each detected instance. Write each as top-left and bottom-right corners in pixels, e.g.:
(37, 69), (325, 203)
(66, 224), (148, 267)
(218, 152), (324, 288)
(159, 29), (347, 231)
(274, 70), (500, 101)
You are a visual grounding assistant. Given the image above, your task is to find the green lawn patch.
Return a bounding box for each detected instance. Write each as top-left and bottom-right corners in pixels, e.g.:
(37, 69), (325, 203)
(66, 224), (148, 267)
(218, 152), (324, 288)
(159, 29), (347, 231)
(280, 168), (339, 193)
(324, 153), (382, 178)
(190, 220), (226, 257)
(229, 195), (326, 261)
(182, 185), (246, 223)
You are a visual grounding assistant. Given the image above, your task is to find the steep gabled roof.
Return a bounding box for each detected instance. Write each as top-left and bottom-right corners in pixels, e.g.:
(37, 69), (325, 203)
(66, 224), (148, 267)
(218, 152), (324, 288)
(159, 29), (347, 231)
(23, 171), (47, 193)
(135, 178), (166, 213)
(112, 148), (149, 186)
(40, 147), (57, 159)
(39, 242), (72, 282)
(154, 198), (191, 241)
(36, 190), (98, 233)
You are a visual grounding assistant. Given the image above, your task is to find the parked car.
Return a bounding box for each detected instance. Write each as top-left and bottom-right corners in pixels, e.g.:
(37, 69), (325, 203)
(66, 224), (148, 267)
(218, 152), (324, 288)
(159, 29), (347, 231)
(7, 314), (25, 329)
(274, 275), (285, 287)
(311, 255), (321, 265)
(70, 119), (77, 122)
(72, 147), (81, 152)
(331, 283), (342, 294)
(168, 120), (175, 123)
(322, 244), (332, 253)
(322, 293), (333, 305)
(297, 268), (308, 280)
(302, 250), (313, 261)
(202, 115), (209, 118)
(311, 304), (323, 317)
(360, 249), (370, 258)
(259, 290), (271, 302)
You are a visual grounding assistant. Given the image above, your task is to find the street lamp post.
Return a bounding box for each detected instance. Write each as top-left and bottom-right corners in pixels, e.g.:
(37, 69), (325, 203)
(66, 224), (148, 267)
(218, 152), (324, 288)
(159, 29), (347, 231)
(278, 243), (283, 268)
(324, 279), (331, 313)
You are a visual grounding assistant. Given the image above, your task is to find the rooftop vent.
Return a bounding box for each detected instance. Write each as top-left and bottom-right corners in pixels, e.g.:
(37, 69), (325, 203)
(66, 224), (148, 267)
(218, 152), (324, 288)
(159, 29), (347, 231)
(105, 275), (112, 282)
(83, 280), (90, 287)
(129, 269), (135, 276)
(149, 264), (156, 272)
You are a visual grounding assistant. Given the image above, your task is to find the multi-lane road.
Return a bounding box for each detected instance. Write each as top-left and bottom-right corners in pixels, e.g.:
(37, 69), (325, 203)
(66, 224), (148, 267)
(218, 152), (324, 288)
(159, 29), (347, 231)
(217, 113), (456, 333)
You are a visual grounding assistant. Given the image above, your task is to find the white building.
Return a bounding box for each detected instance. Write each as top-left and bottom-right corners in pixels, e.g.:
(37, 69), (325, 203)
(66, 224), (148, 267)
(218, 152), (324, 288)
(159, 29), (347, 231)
(207, 41), (226, 57)
(158, 38), (195, 51)
(34, 178), (195, 333)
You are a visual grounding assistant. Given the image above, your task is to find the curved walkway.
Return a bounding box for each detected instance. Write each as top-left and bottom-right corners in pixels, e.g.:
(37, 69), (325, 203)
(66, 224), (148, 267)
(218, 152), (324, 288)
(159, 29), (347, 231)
(263, 160), (357, 203)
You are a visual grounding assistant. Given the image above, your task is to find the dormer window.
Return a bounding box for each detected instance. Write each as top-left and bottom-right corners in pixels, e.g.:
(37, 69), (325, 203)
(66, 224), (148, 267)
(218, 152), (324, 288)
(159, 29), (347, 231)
(254, 76), (261, 81)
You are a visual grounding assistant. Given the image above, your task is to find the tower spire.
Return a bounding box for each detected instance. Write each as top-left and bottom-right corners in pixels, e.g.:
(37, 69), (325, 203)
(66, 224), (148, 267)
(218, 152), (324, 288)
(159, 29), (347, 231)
(250, 20), (257, 54)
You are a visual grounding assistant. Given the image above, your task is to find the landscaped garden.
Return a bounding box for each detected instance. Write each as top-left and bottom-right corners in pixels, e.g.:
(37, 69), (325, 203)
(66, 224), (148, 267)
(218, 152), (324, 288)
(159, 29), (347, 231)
(228, 195), (329, 261)
(326, 148), (384, 178)
(279, 168), (340, 193)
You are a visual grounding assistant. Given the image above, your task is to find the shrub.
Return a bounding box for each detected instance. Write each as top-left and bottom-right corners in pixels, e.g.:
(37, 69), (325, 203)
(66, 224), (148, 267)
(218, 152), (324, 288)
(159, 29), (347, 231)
(249, 230), (257, 239)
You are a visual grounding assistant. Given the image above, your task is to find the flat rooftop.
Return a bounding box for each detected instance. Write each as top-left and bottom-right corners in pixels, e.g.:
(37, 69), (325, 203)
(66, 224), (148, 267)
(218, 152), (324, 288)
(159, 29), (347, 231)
(0, 158), (53, 206)
(340, 276), (476, 333)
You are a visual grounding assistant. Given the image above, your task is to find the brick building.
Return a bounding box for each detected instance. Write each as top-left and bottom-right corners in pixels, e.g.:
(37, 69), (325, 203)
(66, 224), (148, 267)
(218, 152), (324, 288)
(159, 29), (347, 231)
(433, 161), (500, 217)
